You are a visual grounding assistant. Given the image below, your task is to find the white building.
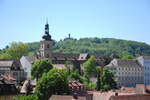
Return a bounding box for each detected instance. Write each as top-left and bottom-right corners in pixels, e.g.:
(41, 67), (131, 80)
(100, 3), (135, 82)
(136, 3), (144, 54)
(106, 59), (144, 87)
(20, 56), (36, 79)
(137, 56), (150, 85)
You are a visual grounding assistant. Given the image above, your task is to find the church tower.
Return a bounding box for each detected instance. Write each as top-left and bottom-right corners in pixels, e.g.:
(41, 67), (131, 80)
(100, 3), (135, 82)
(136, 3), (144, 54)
(40, 21), (53, 58)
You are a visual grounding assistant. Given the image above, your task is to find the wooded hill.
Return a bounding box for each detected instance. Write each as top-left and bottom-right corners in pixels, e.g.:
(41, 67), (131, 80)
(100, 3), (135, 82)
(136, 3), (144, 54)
(28, 38), (150, 57)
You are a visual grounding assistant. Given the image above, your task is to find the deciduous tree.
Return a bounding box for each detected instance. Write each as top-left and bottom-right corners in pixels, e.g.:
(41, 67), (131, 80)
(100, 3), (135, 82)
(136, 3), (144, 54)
(35, 68), (69, 100)
(83, 56), (97, 79)
(31, 58), (53, 80)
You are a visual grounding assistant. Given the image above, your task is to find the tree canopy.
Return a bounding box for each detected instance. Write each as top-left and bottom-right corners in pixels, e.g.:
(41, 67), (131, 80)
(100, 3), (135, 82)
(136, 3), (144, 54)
(26, 38), (150, 57)
(83, 56), (97, 78)
(97, 67), (117, 91)
(0, 42), (28, 60)
(35, 68), (69, 100)
(1, 38), (150, 57)
(31, 58), (53, 80)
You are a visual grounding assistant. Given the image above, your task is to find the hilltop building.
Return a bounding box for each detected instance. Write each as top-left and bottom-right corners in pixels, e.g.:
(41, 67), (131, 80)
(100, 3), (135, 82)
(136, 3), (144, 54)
(64, 34), (74, 41)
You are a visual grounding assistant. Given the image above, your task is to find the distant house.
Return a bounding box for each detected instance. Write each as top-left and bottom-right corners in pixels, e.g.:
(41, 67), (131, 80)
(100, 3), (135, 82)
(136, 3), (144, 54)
(64, 34), (74, 41)
(106, 59), (144, 87)
(0, 59), (25, 83)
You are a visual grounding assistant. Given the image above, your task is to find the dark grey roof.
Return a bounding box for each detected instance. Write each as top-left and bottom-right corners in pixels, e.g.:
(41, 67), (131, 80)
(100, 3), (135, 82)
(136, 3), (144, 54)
(142, 56), (150, 60)
(107, 59), (141, 68)
(24, 56), (36, 63)
(51, 53), (79, 60)
(0, 60), (13, 67)
(117, 59), (141, 67)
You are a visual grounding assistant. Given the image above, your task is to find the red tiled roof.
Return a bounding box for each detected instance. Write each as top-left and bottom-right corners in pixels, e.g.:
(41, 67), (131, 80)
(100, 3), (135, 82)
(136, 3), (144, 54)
(1, 75), (16, 81)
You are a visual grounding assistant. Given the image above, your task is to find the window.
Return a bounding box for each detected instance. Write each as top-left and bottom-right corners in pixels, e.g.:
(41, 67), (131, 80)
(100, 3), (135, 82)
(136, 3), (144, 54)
(47, 54), (49, 58)
(13, 72), (17, 76)
(47, 44), (50, 48)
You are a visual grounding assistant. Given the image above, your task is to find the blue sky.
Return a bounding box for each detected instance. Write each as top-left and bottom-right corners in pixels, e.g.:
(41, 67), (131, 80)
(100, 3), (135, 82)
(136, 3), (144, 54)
(0, 0), (150, 49)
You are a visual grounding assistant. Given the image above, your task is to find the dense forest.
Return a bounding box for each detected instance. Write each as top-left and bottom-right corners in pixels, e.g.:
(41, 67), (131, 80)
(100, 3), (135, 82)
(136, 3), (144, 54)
(27, 38), (150, 57)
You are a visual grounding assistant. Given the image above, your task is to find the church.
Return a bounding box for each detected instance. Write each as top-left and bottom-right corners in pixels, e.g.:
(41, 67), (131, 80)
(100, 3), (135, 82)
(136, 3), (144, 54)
(20, 22), (111, 78)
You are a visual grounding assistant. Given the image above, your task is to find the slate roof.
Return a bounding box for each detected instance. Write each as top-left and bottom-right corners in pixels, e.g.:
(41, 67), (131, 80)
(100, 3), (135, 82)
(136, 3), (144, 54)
(51, 53), (79, 60)
(0, 60), (13, 67)
(117, 59), (141, 67)
(24, 56), (36, 63)
(106, 59), (141, 68)
(25, 53), (111, 67)
(142, 56), (150, 60)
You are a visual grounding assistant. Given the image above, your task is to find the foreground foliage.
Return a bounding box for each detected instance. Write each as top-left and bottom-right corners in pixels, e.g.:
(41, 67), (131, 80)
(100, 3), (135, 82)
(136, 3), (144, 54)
(31, 58), (53, 80)
(35, 68), (69, 100)
(97, 67), (117, 91)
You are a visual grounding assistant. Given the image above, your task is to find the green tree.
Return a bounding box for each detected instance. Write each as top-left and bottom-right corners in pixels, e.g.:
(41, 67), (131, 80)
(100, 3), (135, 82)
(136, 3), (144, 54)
(0, 53), (12, 59)
(83, 56), (97, 79)
(65, 61), (74, 74)
(35, 68), (69, 100)
(0, 42), (28, 60)
(97, 67), (117, 91)
(68, 69), (83, 83)
(31, 58), (53, 80)
(122, 55), (134, 59)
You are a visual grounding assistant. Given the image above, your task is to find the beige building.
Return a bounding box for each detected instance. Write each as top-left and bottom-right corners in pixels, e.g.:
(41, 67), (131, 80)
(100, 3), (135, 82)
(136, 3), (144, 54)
(106, 59), (144, 87)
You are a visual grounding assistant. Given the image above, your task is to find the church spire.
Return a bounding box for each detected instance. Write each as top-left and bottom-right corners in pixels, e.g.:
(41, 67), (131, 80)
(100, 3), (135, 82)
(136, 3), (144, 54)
(42, 19), (52, 41)
(46, 17), (48, 25)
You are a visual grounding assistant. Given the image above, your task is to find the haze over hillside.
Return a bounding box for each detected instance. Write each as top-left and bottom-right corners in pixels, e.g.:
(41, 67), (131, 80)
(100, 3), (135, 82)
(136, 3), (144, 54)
(27, 37), (150, 57)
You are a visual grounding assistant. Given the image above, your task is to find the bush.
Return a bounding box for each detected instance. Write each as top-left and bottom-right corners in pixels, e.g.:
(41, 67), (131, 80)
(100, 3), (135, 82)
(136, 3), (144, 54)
(85, 82), (96, 90)
(12, 95), (38, 100)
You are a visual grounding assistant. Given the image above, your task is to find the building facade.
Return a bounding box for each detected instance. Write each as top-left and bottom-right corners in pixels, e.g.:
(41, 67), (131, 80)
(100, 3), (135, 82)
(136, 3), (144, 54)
(0, 59), (25, 83)
(137, 56), (150, 85)
(20, 56), (36, 78)
(106, 59), (144, 87)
